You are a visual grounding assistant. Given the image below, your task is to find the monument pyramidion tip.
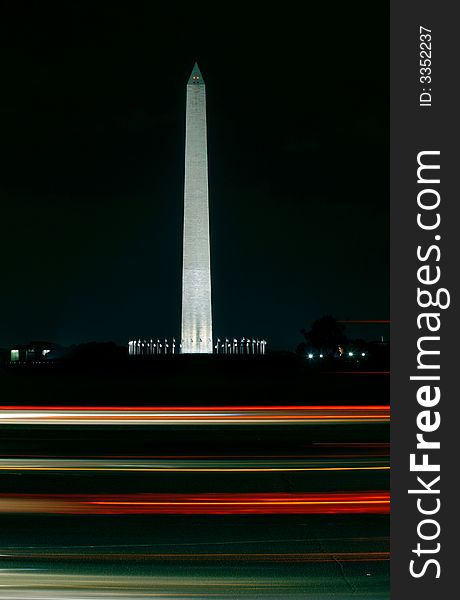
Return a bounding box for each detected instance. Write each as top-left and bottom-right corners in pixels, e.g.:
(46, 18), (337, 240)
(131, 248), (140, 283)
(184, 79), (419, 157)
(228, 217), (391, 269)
(188, 62), (205, 85)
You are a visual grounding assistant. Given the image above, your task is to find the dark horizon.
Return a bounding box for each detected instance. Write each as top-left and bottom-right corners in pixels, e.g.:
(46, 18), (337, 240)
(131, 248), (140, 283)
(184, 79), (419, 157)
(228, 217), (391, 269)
(1, 3), (388, 351)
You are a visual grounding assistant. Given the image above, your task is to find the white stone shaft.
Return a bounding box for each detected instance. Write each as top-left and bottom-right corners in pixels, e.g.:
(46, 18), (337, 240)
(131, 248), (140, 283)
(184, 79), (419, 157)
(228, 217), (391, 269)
(181, 64), (213, 353)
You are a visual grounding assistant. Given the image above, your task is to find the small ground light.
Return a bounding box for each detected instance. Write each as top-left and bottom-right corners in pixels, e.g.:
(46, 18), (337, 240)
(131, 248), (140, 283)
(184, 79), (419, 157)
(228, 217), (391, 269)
(308, 354), (313, 359)
(361, 352), (366, 356)
(320, 354), (323, 358)
(348, 352), (353, 357)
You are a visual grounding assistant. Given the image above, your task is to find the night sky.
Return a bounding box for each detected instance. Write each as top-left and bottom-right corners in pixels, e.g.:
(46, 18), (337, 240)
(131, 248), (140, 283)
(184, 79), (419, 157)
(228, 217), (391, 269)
(1, 2), (388, 351)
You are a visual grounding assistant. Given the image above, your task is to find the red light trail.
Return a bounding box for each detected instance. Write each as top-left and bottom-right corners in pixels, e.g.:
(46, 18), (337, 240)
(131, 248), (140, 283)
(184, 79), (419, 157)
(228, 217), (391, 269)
(0, 491), (390, 515)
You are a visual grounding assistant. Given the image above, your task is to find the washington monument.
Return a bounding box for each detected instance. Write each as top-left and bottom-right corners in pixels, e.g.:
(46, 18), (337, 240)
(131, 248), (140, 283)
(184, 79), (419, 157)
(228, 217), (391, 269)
(181, 63), (213, 353)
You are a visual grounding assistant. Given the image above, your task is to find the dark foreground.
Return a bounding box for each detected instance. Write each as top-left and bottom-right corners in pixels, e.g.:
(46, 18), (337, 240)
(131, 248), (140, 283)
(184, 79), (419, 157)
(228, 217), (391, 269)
(0, 354), (389, 406)
(0, 514), (388, 599)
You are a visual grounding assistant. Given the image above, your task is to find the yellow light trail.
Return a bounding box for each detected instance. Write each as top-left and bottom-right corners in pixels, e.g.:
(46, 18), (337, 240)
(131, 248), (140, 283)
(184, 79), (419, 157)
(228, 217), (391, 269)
(0, 406), (390, 425)
(0, 458), (389, 472)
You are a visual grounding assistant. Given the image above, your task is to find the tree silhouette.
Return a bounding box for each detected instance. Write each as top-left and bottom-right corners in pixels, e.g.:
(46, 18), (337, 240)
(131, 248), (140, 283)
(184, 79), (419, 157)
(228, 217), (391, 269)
(300, 316), (347, 357)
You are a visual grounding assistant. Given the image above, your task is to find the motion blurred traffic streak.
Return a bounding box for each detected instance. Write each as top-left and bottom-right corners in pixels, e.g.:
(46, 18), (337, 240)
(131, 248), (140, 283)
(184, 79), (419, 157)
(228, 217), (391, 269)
(0, 457), (389, 472)
(0, 405), (390, 425)
(0, 550), (390, 562)
(0, 491), (390, 514)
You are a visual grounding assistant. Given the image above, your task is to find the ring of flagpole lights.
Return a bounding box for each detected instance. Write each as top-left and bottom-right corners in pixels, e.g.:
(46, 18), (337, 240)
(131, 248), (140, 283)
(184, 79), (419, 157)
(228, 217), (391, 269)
(128, 338), (267, 356)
